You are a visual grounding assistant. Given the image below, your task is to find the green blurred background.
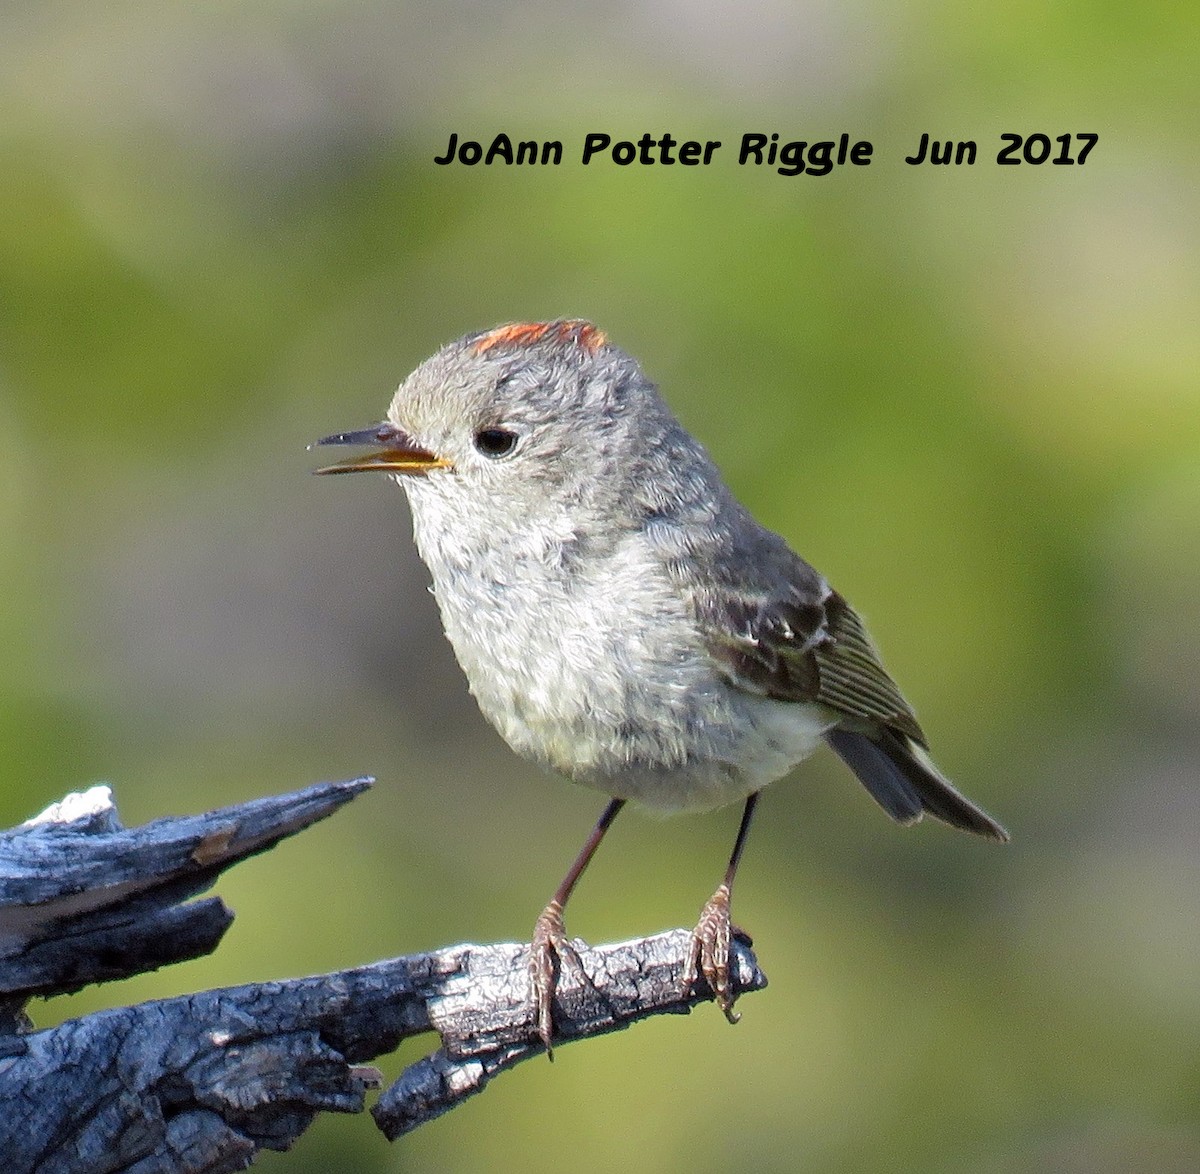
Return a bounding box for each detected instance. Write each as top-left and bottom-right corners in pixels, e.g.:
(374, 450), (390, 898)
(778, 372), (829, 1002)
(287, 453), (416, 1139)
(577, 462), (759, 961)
(2, 3), (1198, 1171)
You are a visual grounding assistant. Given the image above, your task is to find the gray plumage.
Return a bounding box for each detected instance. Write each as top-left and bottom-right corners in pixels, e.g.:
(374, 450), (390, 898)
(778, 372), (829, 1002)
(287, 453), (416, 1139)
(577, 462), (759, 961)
(317, 319), (1007, 842)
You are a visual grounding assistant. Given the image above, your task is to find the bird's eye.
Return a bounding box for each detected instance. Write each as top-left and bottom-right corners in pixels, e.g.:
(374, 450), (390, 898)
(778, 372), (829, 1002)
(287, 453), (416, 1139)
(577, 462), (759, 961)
(474, 428), (519, 458)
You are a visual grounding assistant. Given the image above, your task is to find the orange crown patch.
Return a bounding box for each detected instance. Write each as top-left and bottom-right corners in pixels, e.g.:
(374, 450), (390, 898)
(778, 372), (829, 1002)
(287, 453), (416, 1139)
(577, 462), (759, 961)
(472, 319), (607, 356)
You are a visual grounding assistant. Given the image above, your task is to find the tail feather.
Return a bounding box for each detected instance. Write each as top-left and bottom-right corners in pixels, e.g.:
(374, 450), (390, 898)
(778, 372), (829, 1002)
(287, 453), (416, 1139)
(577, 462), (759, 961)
(825, 727), (1009, 842)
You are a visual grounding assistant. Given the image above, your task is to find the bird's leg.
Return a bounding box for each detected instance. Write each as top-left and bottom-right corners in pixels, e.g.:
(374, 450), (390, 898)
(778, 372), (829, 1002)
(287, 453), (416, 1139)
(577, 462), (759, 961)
(686, 791), (760, 1022)
(530, 797), (626, 1055)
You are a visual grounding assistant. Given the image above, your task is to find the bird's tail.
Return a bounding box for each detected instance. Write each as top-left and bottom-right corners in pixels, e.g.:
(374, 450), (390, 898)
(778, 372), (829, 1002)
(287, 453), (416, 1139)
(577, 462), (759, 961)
(824, 727), (1009, 842)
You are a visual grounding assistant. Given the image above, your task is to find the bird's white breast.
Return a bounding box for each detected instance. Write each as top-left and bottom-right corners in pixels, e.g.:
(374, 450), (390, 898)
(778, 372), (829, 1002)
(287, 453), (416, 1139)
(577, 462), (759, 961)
(404, 480), (830, 813)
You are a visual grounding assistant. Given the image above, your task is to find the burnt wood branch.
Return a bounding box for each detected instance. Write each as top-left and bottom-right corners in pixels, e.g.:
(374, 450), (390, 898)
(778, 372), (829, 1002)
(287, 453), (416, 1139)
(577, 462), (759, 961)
(0, 778), (373, 1029)
(1, 932), (765, 1170)
(0, 785), (766, 1171)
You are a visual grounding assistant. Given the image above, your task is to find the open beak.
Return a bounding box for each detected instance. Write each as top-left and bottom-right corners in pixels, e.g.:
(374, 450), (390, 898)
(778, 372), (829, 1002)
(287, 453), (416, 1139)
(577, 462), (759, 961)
(309, 423), (449, 475)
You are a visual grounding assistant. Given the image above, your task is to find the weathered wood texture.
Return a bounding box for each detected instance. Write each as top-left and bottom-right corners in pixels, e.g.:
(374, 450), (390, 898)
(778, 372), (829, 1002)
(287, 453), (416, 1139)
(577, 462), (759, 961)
(0, 785), (766, 1172)
(0, 780), (373, 1030)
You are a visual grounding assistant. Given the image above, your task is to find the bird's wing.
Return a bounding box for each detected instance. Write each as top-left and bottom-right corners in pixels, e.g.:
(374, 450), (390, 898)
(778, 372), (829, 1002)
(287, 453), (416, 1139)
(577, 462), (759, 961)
(693, 564), (927, 746)
(687, 547), (1008, 840)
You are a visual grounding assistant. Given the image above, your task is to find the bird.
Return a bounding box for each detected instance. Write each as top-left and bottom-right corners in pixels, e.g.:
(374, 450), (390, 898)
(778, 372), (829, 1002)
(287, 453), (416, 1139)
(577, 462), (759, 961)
(312, 318), (1008, 1052)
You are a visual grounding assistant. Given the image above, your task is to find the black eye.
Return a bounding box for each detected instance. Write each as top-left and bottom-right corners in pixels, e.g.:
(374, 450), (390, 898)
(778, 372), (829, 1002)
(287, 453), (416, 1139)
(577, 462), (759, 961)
(474, 428), (519, 458)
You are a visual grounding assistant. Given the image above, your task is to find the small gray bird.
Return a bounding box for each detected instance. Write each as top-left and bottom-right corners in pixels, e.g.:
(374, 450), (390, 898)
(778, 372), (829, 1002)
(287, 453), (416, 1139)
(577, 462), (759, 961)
(313, 319), (1007, 1051)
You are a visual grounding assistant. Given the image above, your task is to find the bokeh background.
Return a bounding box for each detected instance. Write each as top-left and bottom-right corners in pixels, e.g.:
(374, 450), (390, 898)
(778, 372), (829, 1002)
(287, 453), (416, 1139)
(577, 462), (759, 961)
(2, 3), (1198, 1171)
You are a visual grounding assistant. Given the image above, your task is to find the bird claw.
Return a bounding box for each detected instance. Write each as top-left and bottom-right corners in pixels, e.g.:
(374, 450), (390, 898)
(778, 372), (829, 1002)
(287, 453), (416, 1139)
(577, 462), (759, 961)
(685, 883), (751, 1023)
(529, 900), (582, 1057)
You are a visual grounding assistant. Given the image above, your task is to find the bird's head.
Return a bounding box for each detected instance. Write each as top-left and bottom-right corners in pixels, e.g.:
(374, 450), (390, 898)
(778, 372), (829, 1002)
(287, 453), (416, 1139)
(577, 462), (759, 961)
(311, 320), (692, 528)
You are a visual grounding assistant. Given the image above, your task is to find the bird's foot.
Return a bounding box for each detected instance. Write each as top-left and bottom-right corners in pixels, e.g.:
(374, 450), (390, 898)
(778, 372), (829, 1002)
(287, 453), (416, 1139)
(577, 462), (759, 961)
(685, 883), (753, 1023)
(529, 899), (583, 1057)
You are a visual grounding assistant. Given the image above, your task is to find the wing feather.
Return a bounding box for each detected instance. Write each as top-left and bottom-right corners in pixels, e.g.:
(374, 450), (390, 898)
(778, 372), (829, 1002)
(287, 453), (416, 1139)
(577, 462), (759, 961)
(696, 565), (925, 745)
(668, 520), (1008, 841)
